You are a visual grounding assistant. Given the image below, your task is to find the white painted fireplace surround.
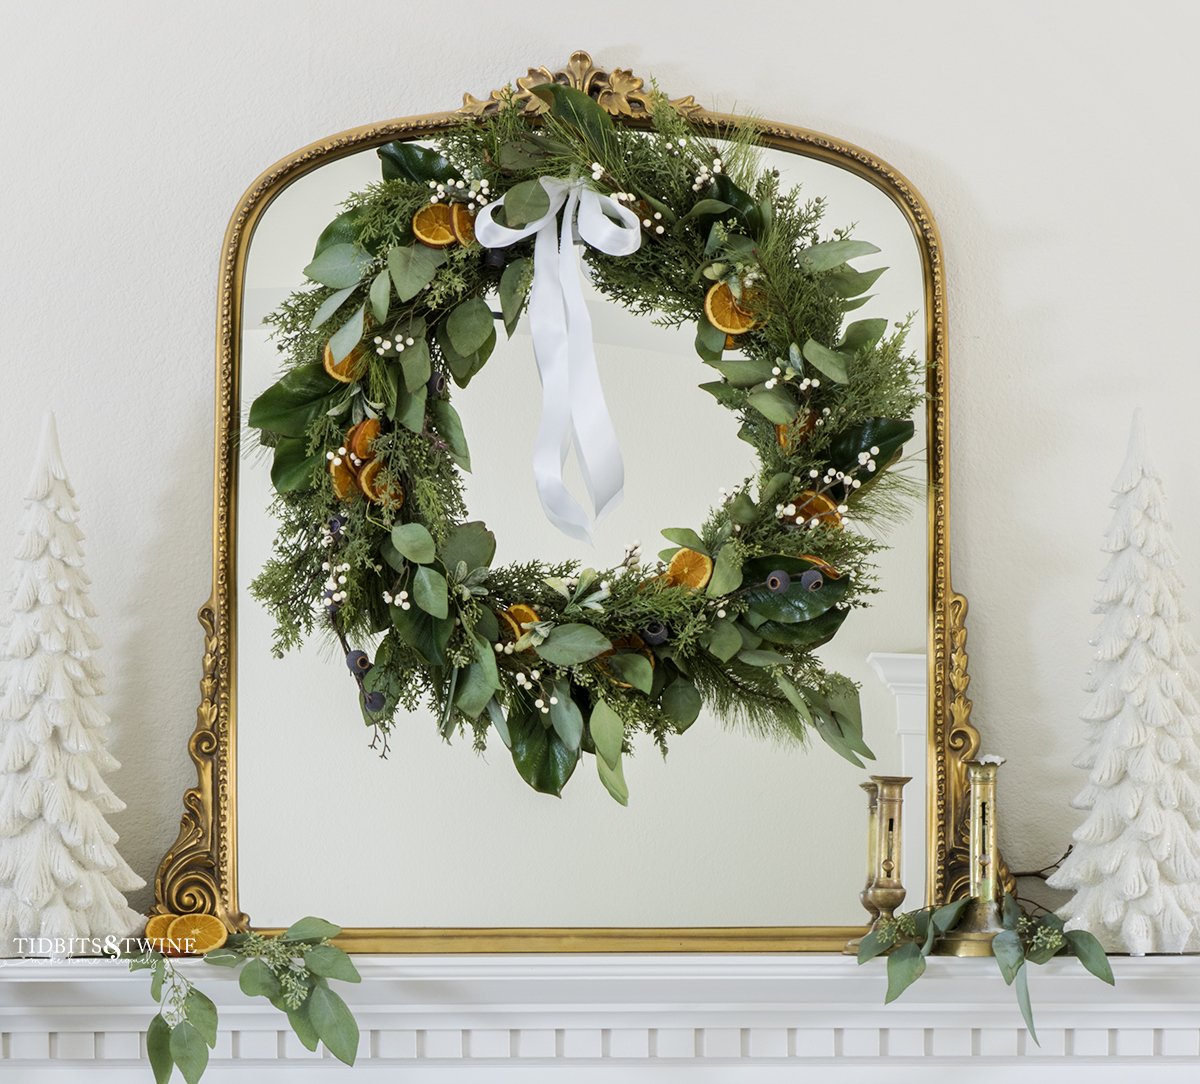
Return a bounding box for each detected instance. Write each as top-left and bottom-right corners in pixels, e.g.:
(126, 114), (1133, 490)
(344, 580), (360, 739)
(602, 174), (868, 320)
(1, 954), (1199, 1080)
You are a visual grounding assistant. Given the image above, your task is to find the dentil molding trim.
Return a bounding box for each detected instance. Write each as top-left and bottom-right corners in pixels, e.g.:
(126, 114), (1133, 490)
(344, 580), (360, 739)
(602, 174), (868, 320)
(0, 954), (1198, 1080)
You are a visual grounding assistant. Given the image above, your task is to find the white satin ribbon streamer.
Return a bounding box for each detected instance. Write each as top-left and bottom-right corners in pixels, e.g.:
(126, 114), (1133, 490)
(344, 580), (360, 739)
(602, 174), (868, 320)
(474, 177), (642, 542)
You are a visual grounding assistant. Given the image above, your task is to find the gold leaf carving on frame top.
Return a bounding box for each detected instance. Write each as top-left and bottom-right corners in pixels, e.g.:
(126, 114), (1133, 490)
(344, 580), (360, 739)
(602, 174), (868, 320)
(459, 50), (701, 119)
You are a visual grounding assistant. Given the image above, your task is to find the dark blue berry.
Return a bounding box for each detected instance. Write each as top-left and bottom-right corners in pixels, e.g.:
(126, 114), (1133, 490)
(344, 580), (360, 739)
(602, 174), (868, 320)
(766, 570), (791, 594)
(482, 247), (507, 270)
(642, 621), (669, 645)
(328, 515), (344, 539)
(800, 569), (824, 591)
(363, 690), (386, 713)
(427, 370), (448, 398)
(346, 649), (372, 673)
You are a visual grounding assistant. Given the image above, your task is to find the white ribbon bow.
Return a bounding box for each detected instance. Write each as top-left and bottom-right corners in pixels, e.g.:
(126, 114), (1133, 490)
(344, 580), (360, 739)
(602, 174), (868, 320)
(473, 177), (642, 542)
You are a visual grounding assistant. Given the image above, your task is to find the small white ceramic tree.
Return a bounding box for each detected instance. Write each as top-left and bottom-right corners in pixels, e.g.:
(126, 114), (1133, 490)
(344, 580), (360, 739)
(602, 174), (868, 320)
(0, 414), (143, 953)
(1048, 409), (1200, 953)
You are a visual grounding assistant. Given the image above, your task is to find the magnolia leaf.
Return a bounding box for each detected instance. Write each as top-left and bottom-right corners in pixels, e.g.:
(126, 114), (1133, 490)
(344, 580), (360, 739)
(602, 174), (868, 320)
(756, 607), (849, 648)
(661, 678), (702, 731)
(827, 418), (915, 476)
(706, 546), (743, 597)
(309, 982), (359, 1066)
(1064, 930), (1115, 985)
(439, 521), (496, 572)
(741, 556), (850, 624)
(328, 304), (365, 365)
(839, 317), (889, 353)
(401, 339), (432, 393)
(304, 242), (372, 288)
(304, 944), (360, 984)
(992, 929), (1025, 985)
(413, 566), (449, 619)
(378, 141), (455, 184)
(802, 339), (850, 384)
(500, 257), (532, 335)
(799, 238), (881, 272)
(509, 708), (579, 795)
(529, 83), (614, 155)
(391, 523), (436, 565)
(884, 941), (926, 1003)
(1015, 964), (1039, 1045)
(535, 623), (611, 665)
(239, 957), (283, 999)
(388, 243), (447, 302)
(606, 654), (653, 693)
(310, 285), (357, 330)
(590, 699), (624, 770)
(270, 438), (321, 493)
(548, 680), (584, 752)
(597, 749), (629, 806)
(313, 207), (366, 259)
(369, 270), (391, 323)
(748, 386), (798, 424)
(248, 364), (338, 438)
(147, 1016), (173, 1084)
(184, 988), (218, 1048)
(169, 1021), (209, 1084)
(446, 297), (495, 356)
(502, 178), (552, 228)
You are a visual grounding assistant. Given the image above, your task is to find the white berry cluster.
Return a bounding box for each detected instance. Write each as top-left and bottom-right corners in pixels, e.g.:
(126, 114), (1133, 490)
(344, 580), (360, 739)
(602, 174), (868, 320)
(428, 176), (491, 212)
(325, 445), (348, 468)
(661, 136), (689, 157)
(322, 561), (351, 606)
(639, 210), (665, 236)
(622, 540), (642, 569)
(381, 588), (411, 610)
(372, 333), (416, 358)
(692, 155), (724, 192)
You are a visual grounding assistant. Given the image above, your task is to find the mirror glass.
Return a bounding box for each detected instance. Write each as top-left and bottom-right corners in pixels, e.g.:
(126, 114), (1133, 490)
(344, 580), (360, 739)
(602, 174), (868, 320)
(236, 136), (927, 929)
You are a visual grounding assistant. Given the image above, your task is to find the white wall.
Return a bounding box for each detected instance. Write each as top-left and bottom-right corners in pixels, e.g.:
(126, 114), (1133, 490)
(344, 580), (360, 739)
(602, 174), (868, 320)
(2, 0), (1197, 914)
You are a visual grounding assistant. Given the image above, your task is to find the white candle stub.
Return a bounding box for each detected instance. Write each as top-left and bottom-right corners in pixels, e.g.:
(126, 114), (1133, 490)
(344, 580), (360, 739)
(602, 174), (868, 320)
(977, 754), (1007, 766)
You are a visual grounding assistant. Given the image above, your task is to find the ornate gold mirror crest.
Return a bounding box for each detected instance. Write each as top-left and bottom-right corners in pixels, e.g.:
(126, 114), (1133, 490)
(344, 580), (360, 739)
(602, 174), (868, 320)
(155, 52), (986, 950)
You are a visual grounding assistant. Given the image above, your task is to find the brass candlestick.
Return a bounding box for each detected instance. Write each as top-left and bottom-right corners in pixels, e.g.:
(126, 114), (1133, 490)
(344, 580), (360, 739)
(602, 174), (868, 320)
(843, 781), (880, 955)
(935, 757), (1008, 957)
(846, 775), (910, 953)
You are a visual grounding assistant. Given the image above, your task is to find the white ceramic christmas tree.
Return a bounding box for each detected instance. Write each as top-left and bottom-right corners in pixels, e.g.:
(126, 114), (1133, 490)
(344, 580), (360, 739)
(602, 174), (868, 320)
(0, 413), (143, 952)
(1047, 409), (1200, 953)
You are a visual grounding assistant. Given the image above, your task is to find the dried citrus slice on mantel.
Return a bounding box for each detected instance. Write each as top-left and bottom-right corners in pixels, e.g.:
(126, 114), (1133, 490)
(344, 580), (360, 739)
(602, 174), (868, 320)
(143, 913), (175, 952)
(167, 913), (228, 956)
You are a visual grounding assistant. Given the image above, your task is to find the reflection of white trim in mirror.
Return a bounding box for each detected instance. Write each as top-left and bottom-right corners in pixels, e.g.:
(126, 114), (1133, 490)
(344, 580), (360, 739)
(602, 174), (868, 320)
(868, 652), (928, 908)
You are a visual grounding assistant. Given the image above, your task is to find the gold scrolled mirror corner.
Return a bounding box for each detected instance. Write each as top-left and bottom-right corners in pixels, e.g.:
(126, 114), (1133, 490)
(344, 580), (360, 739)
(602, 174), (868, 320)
(155, 52), (983, 951)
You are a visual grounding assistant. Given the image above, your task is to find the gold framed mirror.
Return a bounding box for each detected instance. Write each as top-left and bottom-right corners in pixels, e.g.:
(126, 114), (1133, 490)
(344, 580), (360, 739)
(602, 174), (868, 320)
(154, 52), (984, 951)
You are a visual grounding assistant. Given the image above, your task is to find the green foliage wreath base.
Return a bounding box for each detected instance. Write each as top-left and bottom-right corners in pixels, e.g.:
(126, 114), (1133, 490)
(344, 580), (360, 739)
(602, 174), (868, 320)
(249, 82), (924, 803)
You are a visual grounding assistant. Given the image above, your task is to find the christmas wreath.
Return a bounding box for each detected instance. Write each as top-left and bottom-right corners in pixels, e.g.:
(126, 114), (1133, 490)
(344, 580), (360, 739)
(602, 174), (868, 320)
(249, 84), (923, 803)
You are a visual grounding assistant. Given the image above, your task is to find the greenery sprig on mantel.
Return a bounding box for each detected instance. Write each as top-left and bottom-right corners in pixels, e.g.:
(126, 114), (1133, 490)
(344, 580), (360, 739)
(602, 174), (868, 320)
(128, 918), (361, 1084)
(857, 894), (1114, 1042)
(249, 77), (923, 801)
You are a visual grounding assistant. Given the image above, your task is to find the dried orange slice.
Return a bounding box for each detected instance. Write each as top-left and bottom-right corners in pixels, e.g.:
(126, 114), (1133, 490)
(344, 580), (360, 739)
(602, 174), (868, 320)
(167, 913), (228, 956)
(665, 548), (714, 589)
(346, 417), (380, 461)
(412, 203), (457, 248)
(724, 334), (741, 350)
(359, 458), (404, 506)
(704, 282), (760, 335)
(792, 490), (843, 528)
(500, 603), (540, 642)
(323, 340), (368, 383)
(775, 411), (817, 452)
(329, 457), (359, 501)
(450, 203), (476, 246)
(144, 913), (175, 951)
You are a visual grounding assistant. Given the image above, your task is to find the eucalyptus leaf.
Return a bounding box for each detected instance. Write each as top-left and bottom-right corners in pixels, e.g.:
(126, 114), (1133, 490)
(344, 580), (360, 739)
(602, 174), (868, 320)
(396, 383), (427, 433)
(391, 603), (452, 667)
(856, 925), (896, 964)
(304, 944), (360, 984)
(932, 897), (972, 933)
(391, 522), (436, 565)
(590, 699), (624, 770)
(287, 999), (320, 1052)
(328, 304), (365, 365)
(727, 491), (757, 525)
(378, 141), (455, 184)
(310, 285), (356, 330)
(413, 565), (449, 619)
(535, 623), (611, 666)
(738, 648), (788, 667)
(182, 988), (218, 1048)
(661, 527), (708, 555)
(992, 929), (1025, 985)
(304, 242), (372, 289)
(884, 942), (926, 1004)
(487, 697), (512, 749)
(309, 982), (359, 1066)
(774, 674), (814, 725)
(839, 317), (889, 353)
(802, 338), (850, 384)
(455, 660), (499, 719)
(401, 339), (432, 393)
(502, 178), (552, 228)
(699, 379), (742, 407)
(169, 1021), (209, 1084)
(597, 749), (629, 806)
(446, 297), (496, 356)
(661, 678), (702, 731)
(150, 957), (165, 1001)
(1064, 930), (1115, 985)
(706, 620), (742, 662)
(1015, 964), (1039, 1045)
(439, 520), (496, 572)
(239, 957), (282, 999)
(799, 238), (881, 273)
(826, 265), (888, 299)
(284, 916), (342, 942)
(388, 243), (447, 302)
(706, 546), (743, 597)
(1002, 892), (1022, 931)
(606, 653), (653, 693)
(748, 386), (798, 424)
(431, 397), (471, 470)
(202, 946), (243, 967)
(500, 257), (532, 335)
(147, 1015), (173, 1084)
(695, 317), (727, 362)
(369, 270), (391, 323)
(706, 359), (775, 387)
(437, 320), (495, 387)
(549, 680), (584, 752)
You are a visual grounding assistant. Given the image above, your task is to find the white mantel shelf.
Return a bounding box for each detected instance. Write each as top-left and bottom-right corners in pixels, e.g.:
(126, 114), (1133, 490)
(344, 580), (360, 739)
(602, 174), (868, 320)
(1, 954), (1198, 1080)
